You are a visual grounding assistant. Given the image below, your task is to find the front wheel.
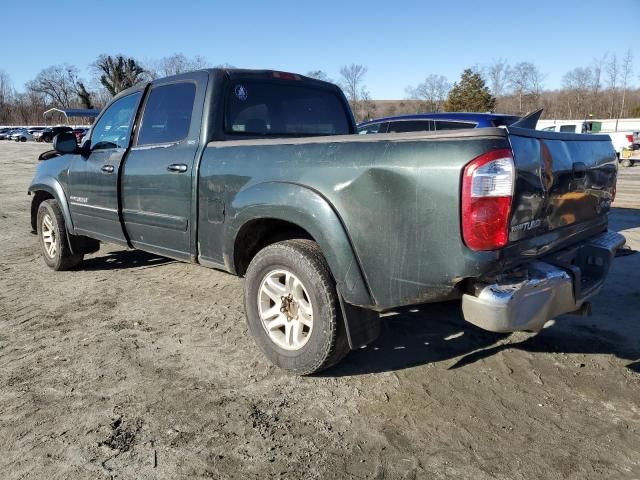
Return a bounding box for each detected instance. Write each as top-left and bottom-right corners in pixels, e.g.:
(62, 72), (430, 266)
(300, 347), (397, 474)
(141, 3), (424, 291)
(621, 157), (634, 168)
(37, 199), (83, 270)
(244, 239), (349, 375)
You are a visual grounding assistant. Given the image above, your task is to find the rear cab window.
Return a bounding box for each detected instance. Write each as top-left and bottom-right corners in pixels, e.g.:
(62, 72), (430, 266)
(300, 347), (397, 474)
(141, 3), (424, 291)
(225, 80), (351, 137)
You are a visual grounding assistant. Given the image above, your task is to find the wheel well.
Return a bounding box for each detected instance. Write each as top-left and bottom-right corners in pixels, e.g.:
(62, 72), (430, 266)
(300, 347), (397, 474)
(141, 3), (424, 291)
(234, 219), (314, 276)
(30, 191), (54, 232)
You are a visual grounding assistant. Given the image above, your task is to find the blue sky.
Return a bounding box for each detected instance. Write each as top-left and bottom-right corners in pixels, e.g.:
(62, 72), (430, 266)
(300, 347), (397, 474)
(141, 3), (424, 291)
(1, 0), (637, 98)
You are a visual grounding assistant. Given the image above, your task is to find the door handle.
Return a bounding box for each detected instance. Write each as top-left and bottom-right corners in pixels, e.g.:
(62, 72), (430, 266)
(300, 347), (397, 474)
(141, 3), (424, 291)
(101, 164), (114, 174)
(167, 163), (188, 173)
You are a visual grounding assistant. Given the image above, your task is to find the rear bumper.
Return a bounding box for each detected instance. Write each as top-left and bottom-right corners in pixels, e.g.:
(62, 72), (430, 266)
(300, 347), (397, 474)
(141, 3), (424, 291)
(461, 231), (625, 332)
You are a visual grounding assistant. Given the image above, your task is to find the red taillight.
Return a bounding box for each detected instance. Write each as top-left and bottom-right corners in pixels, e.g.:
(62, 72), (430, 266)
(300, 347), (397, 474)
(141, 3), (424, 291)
(626, 134), (634, 144)
(461, 148), (514, 251)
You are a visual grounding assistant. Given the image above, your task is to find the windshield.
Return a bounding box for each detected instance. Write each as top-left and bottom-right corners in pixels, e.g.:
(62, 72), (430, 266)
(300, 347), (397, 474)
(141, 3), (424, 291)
(225, 80), (350, 136)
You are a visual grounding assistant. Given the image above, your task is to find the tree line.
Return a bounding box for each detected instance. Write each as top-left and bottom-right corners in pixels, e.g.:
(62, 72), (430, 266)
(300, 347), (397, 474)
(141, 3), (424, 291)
(0, 53), (226, 124)
(0, 50), (638, 125)
(332, 50), (638, 121)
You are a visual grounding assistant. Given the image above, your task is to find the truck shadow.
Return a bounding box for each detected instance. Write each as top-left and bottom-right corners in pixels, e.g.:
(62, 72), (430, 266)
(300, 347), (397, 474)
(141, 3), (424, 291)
(324, 208), (640, 377)
(80, 250), (174, 271)
(611, 207), (640, 231)
(324, 302), (640, 377)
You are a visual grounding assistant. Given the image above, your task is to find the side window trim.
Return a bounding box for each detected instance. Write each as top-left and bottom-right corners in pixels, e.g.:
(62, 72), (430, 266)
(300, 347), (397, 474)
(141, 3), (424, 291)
(134, 80), (197, 147)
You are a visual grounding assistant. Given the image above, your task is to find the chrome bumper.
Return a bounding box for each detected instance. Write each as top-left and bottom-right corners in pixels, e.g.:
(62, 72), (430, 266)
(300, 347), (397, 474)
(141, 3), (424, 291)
(462, 231), (626, 333)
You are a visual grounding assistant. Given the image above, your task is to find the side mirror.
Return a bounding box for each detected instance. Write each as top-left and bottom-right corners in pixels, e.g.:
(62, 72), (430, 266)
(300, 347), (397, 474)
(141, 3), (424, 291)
(53, 132), (78, 154)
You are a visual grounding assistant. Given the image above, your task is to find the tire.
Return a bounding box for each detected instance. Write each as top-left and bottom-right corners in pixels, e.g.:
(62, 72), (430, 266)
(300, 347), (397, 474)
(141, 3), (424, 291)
(37, 199), (83, 271)
(244, 239), (349, 375)
(20, 136), (27, 142)
(621, 157), (633, 168)
(43, 135), (52, 143)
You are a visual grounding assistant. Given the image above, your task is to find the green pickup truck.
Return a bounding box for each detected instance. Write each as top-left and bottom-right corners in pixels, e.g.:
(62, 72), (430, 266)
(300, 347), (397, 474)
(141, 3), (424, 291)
(28, 68), (624, 374)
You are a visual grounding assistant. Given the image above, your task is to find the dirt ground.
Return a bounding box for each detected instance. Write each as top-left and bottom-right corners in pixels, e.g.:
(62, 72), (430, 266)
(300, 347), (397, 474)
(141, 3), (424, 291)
(0, 141), (639, 480)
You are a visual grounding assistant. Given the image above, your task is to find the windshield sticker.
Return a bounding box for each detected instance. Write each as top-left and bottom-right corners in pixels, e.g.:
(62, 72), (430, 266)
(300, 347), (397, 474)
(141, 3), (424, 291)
(234, 85), (248, 101)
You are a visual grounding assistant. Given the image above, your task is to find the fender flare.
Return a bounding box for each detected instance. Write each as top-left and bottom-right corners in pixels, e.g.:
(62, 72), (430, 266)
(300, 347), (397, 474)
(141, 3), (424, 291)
(29, 179), (76, 235)
(225, 181), (374, 308)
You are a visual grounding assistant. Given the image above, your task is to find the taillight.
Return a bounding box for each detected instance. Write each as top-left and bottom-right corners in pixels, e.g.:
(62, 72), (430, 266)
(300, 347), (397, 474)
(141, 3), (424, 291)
(626, 134), (634, 144)
(461, 148), (514, 251)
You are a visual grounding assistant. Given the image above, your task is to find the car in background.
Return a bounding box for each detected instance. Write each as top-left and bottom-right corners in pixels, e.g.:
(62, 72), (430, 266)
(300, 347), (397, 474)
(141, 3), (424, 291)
(539, 122), (636, 160)
(1, 128), (25, 140)
(35, 126), (73, 143)
(11, 129), (33, 142)
(358, 112), (521, 134)
(28, 127), (47, 135)
(0, 128), (17, 140)
(72, 127), (89, 143)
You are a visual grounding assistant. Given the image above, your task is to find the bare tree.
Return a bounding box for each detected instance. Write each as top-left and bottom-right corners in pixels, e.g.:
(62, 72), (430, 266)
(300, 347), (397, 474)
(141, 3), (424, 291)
(487, 59), (511, 98)
(339, 64), (368, 103)
(589, 54), (606, 114)
(26, 64), (81, 108)
(0, 70), (12, 105)
(508, 62), (544, 114)
(619, 49), (633, 118)
(147, 53), (209, 79)
(405, 74), (451, 112)
(338, 64), (370, 121)
(606, 53), (619, 118)
(306, 70), (332, 82)
(562, 67), (593, 118)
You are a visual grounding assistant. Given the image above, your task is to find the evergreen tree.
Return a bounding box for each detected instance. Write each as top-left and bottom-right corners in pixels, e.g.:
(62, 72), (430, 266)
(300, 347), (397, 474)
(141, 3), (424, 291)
(444, 69), (496, 112)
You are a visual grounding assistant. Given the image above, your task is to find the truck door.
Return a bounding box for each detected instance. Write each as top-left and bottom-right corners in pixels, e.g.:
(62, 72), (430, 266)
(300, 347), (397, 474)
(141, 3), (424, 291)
(68, 91), (142, 243)
(121, 75), (206, 260)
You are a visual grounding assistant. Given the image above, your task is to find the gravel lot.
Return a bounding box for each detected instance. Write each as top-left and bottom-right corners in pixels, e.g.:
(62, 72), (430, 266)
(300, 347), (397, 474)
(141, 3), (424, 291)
(1, 142), (639, 479)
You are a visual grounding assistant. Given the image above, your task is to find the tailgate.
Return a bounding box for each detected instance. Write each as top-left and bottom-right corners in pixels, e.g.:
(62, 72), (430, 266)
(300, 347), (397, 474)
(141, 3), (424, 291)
(506, 126), (617, 246)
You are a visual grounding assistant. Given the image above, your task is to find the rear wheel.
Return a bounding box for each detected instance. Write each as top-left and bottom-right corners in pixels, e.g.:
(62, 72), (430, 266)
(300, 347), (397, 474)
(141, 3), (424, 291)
(37, 199), (83, 270)
(42, 134), (52, 143)
(244, 239), (349, 375)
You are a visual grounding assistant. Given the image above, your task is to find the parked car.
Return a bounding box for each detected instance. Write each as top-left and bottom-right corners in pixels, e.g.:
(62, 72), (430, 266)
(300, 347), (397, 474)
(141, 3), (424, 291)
(72, 127), (89, 143)
(0, 128), (18, 140)
(11, 129), (33, 142)
(357, 112), (521, 134)
(28, 68), (624, 375)
(36, 126), (73, 143)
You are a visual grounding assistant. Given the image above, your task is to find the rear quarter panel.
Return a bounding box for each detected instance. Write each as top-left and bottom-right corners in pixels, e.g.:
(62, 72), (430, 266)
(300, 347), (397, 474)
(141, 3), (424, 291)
(198, 129), (510, 310)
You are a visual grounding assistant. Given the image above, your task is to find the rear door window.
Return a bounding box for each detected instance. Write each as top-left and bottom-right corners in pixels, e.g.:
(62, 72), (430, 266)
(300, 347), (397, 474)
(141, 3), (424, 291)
(434, 120), (476, 131)
(137, 82), (196, 145)
(225, 80), (350, 136)
(559, 124), (577, 133)
(387, 120), (432, 133)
